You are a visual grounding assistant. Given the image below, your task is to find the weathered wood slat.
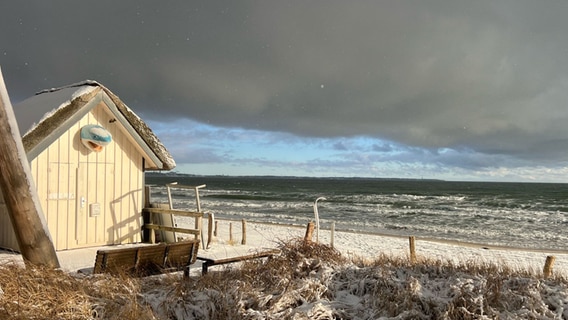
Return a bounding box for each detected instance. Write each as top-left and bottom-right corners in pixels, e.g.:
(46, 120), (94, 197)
(143, 207), (203, 246)
(166, 241), (200, 267)
(144, 224), (201, 236)
(197, 249), (280, 275)
(135, 245), (168, 274)
(93, 239), (199, 277)
(94, 247), (139, 274)
(143, 208), (204, 218)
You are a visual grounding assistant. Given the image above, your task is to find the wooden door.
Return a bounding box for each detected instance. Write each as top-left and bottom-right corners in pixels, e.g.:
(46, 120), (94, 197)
(46, 162), (76, 250)
(76, 162), (115, 248)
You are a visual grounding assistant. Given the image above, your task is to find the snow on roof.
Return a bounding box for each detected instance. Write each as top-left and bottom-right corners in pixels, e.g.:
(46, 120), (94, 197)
(14, 85), (96, 135)
(14, 81), (175, 170)
(98, 83), (176, 170)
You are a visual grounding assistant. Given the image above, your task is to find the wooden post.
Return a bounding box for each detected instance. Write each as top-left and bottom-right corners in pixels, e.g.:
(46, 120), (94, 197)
(241, 219), (247, 245)
(144, 186), (151, 208)
(143, 187), (151, 242)
(206, 213), (214, 248)
(0, 67), (60, 268)
(543, 255), (556, 278)
(149, 211), (156, 244)
(304, 221), (315, 242)
(214, 220), (218, 237)
(330, 221), (335, 248)
(409, 236), (417, 264)
(197, 214), (204, 249)
(229, 223), (233, 243)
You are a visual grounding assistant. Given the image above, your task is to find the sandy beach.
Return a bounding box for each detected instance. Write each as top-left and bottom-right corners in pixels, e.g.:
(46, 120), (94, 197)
(206, 220), (568, 277)
(0, 219), (566, 277)
(1, 219), (566, 278)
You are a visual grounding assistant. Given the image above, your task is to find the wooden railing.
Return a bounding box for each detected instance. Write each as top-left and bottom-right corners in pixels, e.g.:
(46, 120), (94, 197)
(143, 207), (203, 246)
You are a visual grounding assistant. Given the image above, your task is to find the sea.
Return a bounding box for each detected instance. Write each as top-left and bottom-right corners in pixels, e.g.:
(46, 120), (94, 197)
(145, 174), (568, 251)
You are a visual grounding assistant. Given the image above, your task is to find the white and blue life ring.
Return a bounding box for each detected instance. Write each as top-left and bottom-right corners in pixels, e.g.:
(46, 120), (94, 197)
(80, 124), (112, 152)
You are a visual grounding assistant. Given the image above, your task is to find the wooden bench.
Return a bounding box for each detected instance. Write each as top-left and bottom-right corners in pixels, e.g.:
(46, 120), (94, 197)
(197, 249), (280, 275)
(93, 239), (199, 277)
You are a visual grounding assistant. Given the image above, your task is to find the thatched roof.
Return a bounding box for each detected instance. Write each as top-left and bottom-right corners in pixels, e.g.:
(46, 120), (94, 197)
(13, 80), (175, 170)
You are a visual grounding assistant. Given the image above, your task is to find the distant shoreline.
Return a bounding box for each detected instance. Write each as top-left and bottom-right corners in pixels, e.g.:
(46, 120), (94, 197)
(146, 171), (568, 184)
(146, 171), (445, 182)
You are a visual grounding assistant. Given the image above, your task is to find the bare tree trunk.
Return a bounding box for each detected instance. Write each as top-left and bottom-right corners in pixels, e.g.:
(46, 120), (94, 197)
(0, 67), (60, 268)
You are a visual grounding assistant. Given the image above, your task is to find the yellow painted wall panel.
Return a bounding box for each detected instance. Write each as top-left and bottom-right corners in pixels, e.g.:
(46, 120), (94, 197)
(1, 101), (147, 251)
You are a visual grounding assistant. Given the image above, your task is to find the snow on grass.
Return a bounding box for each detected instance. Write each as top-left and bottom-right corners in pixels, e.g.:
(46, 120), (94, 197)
(2, 221), (568, 319)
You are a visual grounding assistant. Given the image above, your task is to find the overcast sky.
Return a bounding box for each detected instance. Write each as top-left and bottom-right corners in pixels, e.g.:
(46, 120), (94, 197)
(2, 1), (568, 182)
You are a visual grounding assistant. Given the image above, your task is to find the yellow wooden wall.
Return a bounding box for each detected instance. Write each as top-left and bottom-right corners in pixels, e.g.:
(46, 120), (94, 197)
(23, 102), (146, 250)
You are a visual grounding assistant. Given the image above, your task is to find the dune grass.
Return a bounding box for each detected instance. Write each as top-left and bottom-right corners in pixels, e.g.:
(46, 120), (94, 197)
(0, 239), (567, 319)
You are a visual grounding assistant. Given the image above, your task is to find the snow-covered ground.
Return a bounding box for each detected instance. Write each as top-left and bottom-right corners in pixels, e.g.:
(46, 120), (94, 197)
(2, 220), (568, 319)
(234, 221), (568, 277)
(1, 219), (567, 277)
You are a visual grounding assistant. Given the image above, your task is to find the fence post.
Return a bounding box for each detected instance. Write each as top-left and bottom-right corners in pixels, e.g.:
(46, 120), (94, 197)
(206, 213), (214, 248)
(144, 186), (151, 208)
(304, 221), (315, 241)
(543, 255), (556, 278)
(330, 221), (335, 248)
(241, 219), (247, 245)
(229, 223), (233, 243)
(409, 236), (417, 264)
(149, 211), (156, 244)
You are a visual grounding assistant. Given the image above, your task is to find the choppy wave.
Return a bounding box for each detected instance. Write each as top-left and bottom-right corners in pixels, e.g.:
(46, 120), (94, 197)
(146, 175), (568, 250)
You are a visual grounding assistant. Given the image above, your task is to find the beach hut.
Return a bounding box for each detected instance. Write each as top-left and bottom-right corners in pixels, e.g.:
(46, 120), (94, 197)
(0, 81), (175, 251)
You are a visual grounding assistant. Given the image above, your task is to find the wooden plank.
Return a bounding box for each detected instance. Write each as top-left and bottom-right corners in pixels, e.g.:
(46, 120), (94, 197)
(47, 162), (60, 247)
(59, 132), (71, 249)
(93, 247), (138, 274)
(144, 208), (204, 218)
(32, 148), (46, 249)
(145, 224), (201, 236)
(76, 164), (87, 245)
(197, 249), (280, 275)
(57, 162), (70, 249)
(133, 157), (144, 244)
(75, 117), (87, 247)
(111, 114), (123, 243)
(67, 162), (78, 250)
(166, 241), (199, 266)
(99, 163), (113, 244)
(86, 159), (97, 244)
(100, 108), (116, 246)
(112, 117), (121, 244)
(165, 240), (200, 276)
(135, 245), (168, 275)
(119, 125), (130, 244)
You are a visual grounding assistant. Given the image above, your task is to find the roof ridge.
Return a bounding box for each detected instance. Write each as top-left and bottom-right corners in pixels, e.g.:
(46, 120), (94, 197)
(35, 80), (101, 95)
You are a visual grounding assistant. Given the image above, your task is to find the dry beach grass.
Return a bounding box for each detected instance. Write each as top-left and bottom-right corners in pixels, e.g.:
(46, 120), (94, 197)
(1, 238), (568, 319)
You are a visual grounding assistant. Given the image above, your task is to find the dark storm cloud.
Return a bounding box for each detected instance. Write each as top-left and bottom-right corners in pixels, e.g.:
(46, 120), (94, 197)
(2, 1), (568, 165)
